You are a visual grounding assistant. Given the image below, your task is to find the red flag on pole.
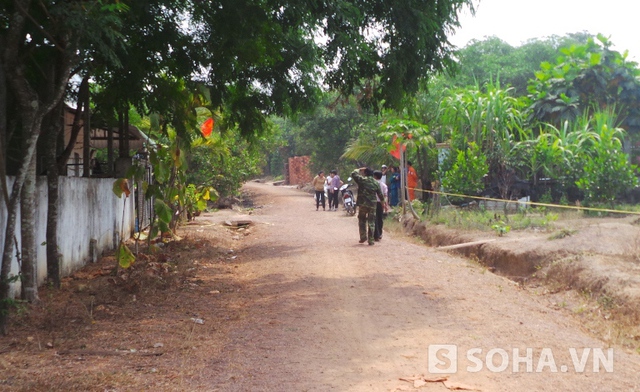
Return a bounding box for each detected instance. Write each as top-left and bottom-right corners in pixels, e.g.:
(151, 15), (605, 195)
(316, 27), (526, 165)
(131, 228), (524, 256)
(201, 117), (214, 138)
(390, 134), (407, 160)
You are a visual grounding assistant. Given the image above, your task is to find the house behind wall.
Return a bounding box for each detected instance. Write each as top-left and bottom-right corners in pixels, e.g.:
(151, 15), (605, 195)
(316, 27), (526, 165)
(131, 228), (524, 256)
(62, 105), (150, 178)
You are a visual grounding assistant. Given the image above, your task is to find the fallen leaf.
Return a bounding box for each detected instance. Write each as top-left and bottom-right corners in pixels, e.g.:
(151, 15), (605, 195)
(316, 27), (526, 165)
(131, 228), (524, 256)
(117, 241), (135, 269)
(425, 376), (449, 382)
(399, 376), (422, 383)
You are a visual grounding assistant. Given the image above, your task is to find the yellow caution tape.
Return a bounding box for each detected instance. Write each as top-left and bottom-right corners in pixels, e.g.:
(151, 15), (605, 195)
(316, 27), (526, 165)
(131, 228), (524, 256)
(405, 186), (640, 216)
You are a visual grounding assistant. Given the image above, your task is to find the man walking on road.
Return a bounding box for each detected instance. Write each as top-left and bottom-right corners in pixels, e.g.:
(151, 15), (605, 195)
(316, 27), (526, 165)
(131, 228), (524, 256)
(351, 167), (385, 245)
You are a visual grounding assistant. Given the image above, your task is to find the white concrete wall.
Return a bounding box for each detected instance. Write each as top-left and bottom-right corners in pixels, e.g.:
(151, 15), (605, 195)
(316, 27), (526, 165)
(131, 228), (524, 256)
(0, 176), (134, 296)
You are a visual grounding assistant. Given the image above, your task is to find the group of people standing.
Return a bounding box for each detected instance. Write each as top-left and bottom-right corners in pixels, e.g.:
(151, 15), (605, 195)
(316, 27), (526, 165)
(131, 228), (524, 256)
(311, 170), (343, 211)
(311, 162), (420, 245)
(382, 161), (419, 205)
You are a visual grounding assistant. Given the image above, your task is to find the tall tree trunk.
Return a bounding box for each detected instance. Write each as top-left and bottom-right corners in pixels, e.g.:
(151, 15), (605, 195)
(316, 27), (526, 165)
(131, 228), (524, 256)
(0, 109), (42, 335)
(0, 48), (9, 207)
(45, 104), (62, 289)
(123, 108), (130, 154)
(20, 154), (38, 302)
(57, 76), (88, 174)
(82, 83), (90, 177)
(107, 122), (114, 176)
(1, 1), (74, 334)
(118, 110), (125, 158)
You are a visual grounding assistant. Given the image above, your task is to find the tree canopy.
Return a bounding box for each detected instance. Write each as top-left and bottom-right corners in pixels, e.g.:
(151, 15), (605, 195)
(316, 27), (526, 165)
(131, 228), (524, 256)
(449, 33), (591, 96)
(528, 34), (640, 131)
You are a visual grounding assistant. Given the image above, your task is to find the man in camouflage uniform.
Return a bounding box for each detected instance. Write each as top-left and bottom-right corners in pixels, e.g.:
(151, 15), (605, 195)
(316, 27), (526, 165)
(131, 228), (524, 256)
(351, 167), (385, 245)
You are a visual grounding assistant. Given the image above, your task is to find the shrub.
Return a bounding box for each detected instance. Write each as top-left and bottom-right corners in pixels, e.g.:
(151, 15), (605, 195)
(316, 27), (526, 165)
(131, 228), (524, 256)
(441, 142), (489, 202)
(575, 125), (638, 206)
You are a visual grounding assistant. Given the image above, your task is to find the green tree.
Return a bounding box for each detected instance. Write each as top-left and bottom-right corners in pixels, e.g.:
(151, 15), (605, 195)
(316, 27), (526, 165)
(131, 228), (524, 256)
(575, 123), (637, 206)
(0, 0), (127, 334)
(188, 0), (474, 134)
(452, 34), (590, 96)
(512, 131), (563, 186)
(186, 126), (272, 198)
(441, 141), (488, 201)
(437, 82), (527, 188)
(528, 34), (640, 131)
(454, 37), (518, 91)
(297, 96), (372, 174)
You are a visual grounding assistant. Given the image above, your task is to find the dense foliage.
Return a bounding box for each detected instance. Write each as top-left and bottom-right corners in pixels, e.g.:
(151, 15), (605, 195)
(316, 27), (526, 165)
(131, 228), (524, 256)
(451, 33), (591, 96)
(333, 34), (639, 208)
(441, 141), (488, 200)
(527, 34), (640, 130)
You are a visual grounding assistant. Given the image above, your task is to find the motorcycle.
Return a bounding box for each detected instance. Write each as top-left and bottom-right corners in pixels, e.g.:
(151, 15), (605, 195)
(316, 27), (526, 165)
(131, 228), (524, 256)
(340, 178), (356, 216)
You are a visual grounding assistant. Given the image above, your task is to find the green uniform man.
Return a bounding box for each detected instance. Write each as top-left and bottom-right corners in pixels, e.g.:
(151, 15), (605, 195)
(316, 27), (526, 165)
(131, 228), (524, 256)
(351, 167), (385, 245)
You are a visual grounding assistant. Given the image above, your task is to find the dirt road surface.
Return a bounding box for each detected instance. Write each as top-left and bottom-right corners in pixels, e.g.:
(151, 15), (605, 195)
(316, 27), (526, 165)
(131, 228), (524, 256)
(201, 182), (640, 391)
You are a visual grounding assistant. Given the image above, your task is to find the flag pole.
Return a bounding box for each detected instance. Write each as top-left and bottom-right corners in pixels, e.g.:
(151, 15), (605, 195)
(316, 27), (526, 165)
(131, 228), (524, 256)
(400, 144), (406, 216)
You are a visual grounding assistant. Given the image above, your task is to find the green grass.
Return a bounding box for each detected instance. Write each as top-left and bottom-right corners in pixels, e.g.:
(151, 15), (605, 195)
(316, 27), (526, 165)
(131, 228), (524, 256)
(390, 199), (640, 233)
(423, 206), (557, 232)
(548, 228), (577, 240)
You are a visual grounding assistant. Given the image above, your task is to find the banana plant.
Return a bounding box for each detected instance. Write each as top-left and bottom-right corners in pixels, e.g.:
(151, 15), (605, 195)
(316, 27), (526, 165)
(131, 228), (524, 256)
(377, 118), (435, 155)
(342, 118), (434, 165)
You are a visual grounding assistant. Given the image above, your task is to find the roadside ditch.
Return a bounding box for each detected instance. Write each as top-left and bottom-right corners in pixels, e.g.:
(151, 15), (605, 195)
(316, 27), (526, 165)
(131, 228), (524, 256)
(400, 215), (640, 353)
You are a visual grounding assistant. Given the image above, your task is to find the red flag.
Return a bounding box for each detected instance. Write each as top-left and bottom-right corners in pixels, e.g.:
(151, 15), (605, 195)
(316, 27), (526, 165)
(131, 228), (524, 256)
(390, 135), (406, 160)
(200, 117), (214, 138)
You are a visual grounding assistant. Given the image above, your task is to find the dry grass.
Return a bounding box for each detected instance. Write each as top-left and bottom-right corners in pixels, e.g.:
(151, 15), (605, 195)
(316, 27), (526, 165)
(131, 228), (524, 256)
(390, 213), (640, 356)
(0, 222), (244, 391)
(539, 253), (640, 352)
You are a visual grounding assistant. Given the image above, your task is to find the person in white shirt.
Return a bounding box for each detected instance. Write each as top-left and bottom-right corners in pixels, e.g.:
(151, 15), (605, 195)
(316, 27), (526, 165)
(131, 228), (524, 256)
(373, 170), (388, 241)
(324, 174), (331, 205)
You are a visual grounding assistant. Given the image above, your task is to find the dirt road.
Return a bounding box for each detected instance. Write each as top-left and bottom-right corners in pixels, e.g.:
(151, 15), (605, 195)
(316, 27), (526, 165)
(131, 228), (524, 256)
(201, 182), (640, 391)
(3, 180), (640, 392)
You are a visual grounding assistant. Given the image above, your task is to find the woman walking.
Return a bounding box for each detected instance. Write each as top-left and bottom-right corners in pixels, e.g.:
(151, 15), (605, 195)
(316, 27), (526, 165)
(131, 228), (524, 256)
(312, 171), (326, 211)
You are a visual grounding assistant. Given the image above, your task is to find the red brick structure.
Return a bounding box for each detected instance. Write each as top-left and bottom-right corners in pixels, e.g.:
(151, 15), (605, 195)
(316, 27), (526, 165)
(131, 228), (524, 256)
(287, 156), (312, 186)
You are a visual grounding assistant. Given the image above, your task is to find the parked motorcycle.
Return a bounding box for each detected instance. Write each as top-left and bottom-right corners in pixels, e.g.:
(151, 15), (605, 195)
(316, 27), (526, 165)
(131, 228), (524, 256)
(340, 178), (356, 216)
